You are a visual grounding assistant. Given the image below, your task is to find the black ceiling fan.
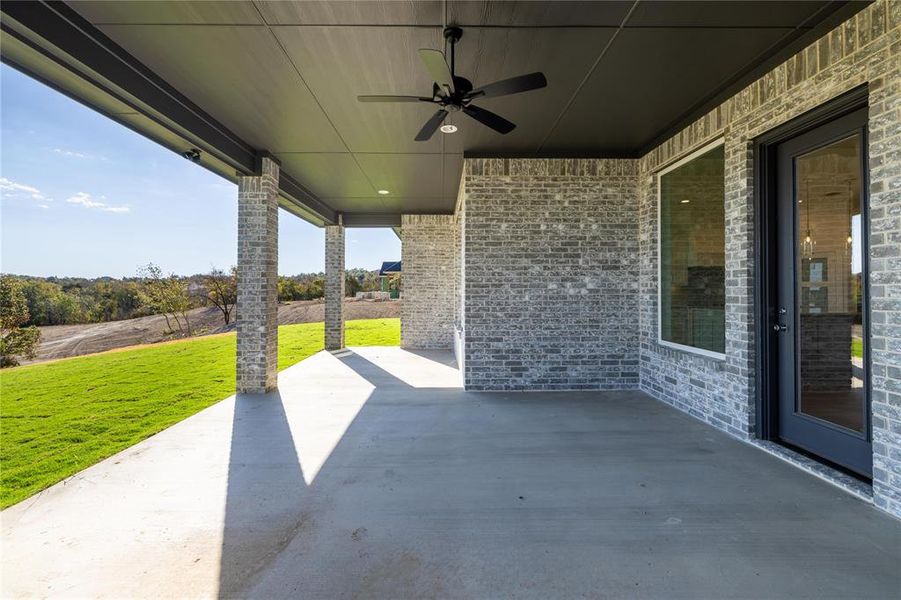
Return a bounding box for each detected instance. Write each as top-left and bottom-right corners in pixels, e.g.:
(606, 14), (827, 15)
(357, 26), (548, 141)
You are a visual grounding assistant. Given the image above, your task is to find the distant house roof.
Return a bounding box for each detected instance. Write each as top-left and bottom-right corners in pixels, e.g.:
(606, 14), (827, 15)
(378, 261), (401, 277)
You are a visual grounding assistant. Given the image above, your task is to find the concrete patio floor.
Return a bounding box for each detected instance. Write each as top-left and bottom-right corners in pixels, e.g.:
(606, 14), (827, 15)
(2, 347), (899, 598)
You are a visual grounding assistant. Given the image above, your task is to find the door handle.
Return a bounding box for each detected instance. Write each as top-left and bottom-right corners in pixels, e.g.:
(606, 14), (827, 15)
(773, 323), (787, 332)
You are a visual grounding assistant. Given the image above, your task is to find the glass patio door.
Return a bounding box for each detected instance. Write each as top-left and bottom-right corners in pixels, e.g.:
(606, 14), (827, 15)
(773, 107), (871, 477)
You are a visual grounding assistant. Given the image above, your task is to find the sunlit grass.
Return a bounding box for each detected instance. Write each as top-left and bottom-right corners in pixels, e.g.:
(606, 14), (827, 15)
(0, 318), (400, 509)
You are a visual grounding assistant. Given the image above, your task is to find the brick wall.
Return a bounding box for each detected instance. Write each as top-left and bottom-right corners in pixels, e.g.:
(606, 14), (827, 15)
(450, 1), (899, 516)
(400, 214), (456, 349)
(454, 192), (465, 369)
(462, 159), (640, 391)
(636, 1), (900, 516)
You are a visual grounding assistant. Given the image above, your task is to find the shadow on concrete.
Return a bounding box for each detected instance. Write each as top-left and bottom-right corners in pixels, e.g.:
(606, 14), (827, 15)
(335, 349), (422, 387)
(400, 348), (460, 370)
(218, 351), (429, 597)
(218, 391), (307, 598)
(216, 349), (901, 599)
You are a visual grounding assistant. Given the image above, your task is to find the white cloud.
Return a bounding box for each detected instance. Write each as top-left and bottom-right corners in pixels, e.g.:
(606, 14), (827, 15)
(66, 191), (102, 208)
(2, 179), (127, 213)
(53, 147), (106, 161)
(53, 148), (87, 159)
(66, 191), (130, 214)
(0, 177), (51, 203)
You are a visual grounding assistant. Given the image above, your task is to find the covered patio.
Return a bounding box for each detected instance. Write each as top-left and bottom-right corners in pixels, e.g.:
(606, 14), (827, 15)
(2, 1), (900, 595)
(2, 347), (898, 598)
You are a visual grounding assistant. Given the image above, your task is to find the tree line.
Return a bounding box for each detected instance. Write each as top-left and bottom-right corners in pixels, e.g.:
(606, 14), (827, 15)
(0, 265), (387, 367)
(6, 266), (384, 328)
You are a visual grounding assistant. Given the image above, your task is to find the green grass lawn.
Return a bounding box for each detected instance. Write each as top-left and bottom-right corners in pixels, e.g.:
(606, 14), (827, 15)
(852, 338), (863, 359)
(0, 318), (399, 509)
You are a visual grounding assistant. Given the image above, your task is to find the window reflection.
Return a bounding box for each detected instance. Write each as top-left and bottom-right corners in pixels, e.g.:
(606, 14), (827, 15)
(795, 134), (864, 433)
(659, 144), (726, 354)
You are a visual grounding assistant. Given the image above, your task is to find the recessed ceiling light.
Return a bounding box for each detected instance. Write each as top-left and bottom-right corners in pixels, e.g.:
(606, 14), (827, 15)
(440, 124), (458, 134)
(680, 199), (690, 204)
(377, 189), (390, 195)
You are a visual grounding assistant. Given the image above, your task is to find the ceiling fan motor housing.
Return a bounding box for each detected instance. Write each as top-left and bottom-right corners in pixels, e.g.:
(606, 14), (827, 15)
(445, 78), (473, 109)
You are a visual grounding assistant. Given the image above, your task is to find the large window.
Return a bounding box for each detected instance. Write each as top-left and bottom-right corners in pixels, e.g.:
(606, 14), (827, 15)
(658, 141), (726, 356)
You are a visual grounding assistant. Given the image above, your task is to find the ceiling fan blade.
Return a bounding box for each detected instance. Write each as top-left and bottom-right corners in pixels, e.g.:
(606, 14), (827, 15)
(414, 109), (448, 142)
(463, 105), (516, 134)
(418, 49), (455, 95)
(468, 72), (547, 99)
(357, 95), (434, 103)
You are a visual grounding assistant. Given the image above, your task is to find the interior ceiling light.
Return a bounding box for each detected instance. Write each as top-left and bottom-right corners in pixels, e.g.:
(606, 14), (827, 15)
(440, 124), (458, 134)
(680, 199), (690, 204)
(801, 177), (816, 259)
(845, 179), (854, 248)
(377, 189), (390, 195)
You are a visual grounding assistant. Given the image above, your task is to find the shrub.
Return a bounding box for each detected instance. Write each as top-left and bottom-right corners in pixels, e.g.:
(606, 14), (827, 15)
(0, 275), (41, 367)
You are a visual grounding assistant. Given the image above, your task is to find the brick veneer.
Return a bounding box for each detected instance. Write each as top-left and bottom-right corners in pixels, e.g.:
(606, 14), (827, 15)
(446, 1), (900, 517)
(400, 214), (456, 349)
(324, 224), (345, 351)
(236, 156), (279, 394)
(637, 0), (900, 516)
(462, 159), (640, 391)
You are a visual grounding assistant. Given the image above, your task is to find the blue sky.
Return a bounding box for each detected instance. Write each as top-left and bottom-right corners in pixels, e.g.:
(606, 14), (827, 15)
(0, 64), (399, 278)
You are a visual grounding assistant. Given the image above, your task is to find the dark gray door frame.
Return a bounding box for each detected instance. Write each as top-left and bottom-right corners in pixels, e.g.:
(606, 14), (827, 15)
(753, 86), (870, 473)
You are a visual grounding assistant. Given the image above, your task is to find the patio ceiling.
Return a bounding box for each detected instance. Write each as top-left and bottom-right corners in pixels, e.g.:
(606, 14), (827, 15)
(0, 1), (870, 226)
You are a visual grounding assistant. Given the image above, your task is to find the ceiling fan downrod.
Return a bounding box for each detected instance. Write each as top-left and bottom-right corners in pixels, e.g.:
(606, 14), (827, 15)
(444, 26), (462, 79)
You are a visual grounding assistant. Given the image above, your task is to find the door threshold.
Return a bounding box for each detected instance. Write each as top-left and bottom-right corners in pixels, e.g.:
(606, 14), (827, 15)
(749, 439), (873, 504)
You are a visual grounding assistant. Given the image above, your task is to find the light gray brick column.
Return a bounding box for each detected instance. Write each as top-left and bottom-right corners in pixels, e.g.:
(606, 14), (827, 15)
(236, 157), (279, 394)
(401, 214), (456, 350)
(324, 224), (345, 350)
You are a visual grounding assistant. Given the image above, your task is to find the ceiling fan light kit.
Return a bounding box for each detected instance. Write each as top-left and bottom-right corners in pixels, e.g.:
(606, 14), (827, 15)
(357, 26), (548, 141)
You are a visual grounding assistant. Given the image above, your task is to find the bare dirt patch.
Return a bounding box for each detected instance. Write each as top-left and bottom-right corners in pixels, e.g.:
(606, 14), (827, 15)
(27, 299), (400, 365)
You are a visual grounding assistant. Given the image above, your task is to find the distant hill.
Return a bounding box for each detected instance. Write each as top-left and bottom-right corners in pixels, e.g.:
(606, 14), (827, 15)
(27, 297), (400, 365)
(3, 268), (383, 328)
